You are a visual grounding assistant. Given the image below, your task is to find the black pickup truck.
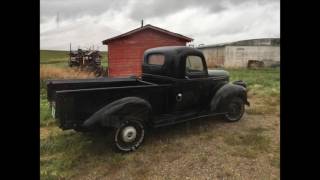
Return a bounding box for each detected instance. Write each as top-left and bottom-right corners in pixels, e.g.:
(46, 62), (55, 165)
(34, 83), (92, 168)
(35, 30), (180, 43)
(47, 46), (249, 152)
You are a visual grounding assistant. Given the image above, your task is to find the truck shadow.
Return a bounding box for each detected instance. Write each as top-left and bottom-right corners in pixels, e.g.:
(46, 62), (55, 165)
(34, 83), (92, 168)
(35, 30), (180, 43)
(80, 115), (230, 154)
(145, 116), (227, 143)
(151, 116), (225, 134)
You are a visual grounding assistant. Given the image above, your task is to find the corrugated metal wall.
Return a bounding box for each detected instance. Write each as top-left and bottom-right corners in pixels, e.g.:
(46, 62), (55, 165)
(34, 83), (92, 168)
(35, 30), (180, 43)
(201, 45), (280, 68)
(224, 46), (280, 68)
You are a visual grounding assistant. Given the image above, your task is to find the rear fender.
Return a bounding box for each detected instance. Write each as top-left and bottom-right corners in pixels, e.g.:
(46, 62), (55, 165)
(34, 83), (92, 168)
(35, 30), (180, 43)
(82, 97), (152, 128)
(210, 83), (249, 112)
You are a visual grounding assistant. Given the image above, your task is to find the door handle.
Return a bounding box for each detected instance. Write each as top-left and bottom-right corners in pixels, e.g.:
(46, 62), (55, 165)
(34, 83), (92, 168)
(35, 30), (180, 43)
(176, 93), (183, 102)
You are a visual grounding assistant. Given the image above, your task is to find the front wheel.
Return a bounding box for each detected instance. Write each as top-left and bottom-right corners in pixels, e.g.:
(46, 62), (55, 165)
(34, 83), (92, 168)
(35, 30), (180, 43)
(224, 97), (245, 122)
(113, 119), (145, 152)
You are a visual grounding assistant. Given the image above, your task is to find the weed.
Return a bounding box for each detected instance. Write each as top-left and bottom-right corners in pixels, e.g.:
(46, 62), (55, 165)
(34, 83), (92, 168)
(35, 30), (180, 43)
(270, 146), (280, 168)
(224, 127), (271, 158)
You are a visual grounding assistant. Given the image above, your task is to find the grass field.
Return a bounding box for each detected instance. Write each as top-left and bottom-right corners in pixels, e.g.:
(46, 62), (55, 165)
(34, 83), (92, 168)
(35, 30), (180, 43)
(40, 50), (280, 179)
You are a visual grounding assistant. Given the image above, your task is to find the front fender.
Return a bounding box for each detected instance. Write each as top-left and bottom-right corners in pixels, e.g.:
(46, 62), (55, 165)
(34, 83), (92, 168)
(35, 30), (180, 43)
(210, 82), (249, 112)
(82, 97), (152, 128)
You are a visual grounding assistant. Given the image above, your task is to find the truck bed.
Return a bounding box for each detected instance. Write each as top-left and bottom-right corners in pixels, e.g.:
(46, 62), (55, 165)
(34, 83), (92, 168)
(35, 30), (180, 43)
(47, 77), (155, 102)
(47, 77), (172, 129)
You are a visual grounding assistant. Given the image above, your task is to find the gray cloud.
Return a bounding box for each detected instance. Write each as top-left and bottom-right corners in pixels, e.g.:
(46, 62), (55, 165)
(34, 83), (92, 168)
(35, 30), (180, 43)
(40, 0), (279, 23)
(127, 0), (278, 20)
(40, 0), (280, 50)
(40, 0), (128, 22)
(128, 0), (227, 21)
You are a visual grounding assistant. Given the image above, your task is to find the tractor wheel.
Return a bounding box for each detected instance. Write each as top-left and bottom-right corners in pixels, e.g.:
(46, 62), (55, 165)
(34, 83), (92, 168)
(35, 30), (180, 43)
(94, 67), (103, 77)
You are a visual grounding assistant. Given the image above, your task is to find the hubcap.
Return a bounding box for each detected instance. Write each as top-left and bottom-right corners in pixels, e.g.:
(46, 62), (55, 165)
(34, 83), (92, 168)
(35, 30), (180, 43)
(121, 126), (137, 143)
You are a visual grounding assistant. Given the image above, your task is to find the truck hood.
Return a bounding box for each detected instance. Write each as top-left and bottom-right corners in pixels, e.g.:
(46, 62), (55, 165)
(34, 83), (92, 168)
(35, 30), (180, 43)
(208, 69), (229, 79)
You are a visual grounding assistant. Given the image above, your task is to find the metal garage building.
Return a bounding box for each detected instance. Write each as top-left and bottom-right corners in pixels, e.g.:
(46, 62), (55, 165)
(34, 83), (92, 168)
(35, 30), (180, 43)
(197, 38), (280, 68)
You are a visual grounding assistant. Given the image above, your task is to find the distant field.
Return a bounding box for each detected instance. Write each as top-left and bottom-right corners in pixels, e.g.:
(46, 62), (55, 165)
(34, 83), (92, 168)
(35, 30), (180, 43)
(40, 50), (108, 68)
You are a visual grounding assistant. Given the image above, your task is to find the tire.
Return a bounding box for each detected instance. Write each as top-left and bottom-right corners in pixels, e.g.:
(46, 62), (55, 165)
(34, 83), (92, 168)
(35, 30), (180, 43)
(224, 97), (245, 122)
(113, 119), (145, 152)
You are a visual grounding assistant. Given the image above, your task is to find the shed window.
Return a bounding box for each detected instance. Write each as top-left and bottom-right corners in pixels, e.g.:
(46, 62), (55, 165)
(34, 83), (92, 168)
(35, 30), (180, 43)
(147, 54), (165, 65)
(186, 56), (204, 72)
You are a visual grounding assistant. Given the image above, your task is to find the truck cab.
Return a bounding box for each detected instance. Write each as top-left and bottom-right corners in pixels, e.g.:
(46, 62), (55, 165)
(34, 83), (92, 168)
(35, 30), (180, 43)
(141, 46), (244, 120)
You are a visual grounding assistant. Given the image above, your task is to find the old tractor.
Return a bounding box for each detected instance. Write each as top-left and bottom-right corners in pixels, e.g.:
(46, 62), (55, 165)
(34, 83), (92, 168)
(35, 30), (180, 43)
(68, 49), (105, 77)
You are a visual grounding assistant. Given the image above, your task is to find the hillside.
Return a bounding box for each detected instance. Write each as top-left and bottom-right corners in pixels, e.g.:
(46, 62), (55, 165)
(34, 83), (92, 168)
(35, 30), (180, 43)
(40, 50), (108, 67)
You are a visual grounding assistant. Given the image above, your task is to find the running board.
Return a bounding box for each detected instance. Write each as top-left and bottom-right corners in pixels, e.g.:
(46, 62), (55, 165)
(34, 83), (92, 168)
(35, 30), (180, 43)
(152, 112), (226, 128)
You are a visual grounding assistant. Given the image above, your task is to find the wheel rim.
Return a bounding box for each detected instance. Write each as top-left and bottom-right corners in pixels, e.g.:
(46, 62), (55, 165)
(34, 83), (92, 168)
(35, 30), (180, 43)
(115, 120), (144, 151)
(226, 100), (244, 121)
(121, 126), (137, 143)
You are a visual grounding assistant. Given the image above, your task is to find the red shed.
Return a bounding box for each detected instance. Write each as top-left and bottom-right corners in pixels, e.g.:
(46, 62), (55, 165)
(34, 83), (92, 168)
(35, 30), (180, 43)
(102, 24), (193, 77)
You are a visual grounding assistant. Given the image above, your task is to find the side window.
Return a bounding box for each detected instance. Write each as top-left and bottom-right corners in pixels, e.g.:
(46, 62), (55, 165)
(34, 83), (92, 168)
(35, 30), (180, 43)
(147, 54), (165, 65)
(186, 55), (204, 73)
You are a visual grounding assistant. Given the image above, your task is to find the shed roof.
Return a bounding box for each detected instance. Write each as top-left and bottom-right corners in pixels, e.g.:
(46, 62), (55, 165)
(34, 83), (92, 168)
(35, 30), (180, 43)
(102, 24), (193, 45)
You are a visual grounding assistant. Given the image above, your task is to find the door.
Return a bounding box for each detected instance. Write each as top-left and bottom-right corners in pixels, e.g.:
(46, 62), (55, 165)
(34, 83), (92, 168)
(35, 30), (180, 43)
(172, 55), (209, 112)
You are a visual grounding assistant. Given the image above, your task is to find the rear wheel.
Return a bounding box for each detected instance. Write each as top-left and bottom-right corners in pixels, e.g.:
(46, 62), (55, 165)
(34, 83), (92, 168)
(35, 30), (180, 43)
(224, 97), (245, 122)
(113, 119), (145, 152)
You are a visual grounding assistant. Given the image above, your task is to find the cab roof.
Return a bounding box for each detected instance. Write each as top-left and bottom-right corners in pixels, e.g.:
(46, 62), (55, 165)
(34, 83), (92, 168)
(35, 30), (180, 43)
(142, 46), (206, 79)
(144, 46), (203, 56)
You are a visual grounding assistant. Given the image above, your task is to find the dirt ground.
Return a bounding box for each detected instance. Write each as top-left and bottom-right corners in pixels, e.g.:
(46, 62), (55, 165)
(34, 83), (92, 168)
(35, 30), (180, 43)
(41, 112), (279, 180)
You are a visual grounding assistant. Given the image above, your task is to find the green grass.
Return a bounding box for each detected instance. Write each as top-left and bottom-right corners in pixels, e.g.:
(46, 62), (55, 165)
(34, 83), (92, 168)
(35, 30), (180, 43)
(40, 132), (93, 178)
(40, 98), (54, 127)
(40, 78), (53, 127)
(40, 50), (69, 63)
(227, 68), (280, 96)
(40, 129), (128, 179)
(225, 68), (280, 114)
(40, 50), (108, 68)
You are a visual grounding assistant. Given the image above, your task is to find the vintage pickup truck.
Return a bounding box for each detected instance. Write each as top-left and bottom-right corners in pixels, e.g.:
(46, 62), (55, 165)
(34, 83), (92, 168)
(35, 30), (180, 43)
(47, 46), (249, 152)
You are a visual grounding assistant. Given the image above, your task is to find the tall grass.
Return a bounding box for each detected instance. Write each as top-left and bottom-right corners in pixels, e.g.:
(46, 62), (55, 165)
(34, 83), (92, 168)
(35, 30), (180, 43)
(40, 65), (96, 80)
(40, 65), (96, 127)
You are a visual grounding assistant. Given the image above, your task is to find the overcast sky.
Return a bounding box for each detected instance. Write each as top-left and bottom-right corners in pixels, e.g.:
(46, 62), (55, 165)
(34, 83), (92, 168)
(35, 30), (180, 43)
(40, 0), (280, 51)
